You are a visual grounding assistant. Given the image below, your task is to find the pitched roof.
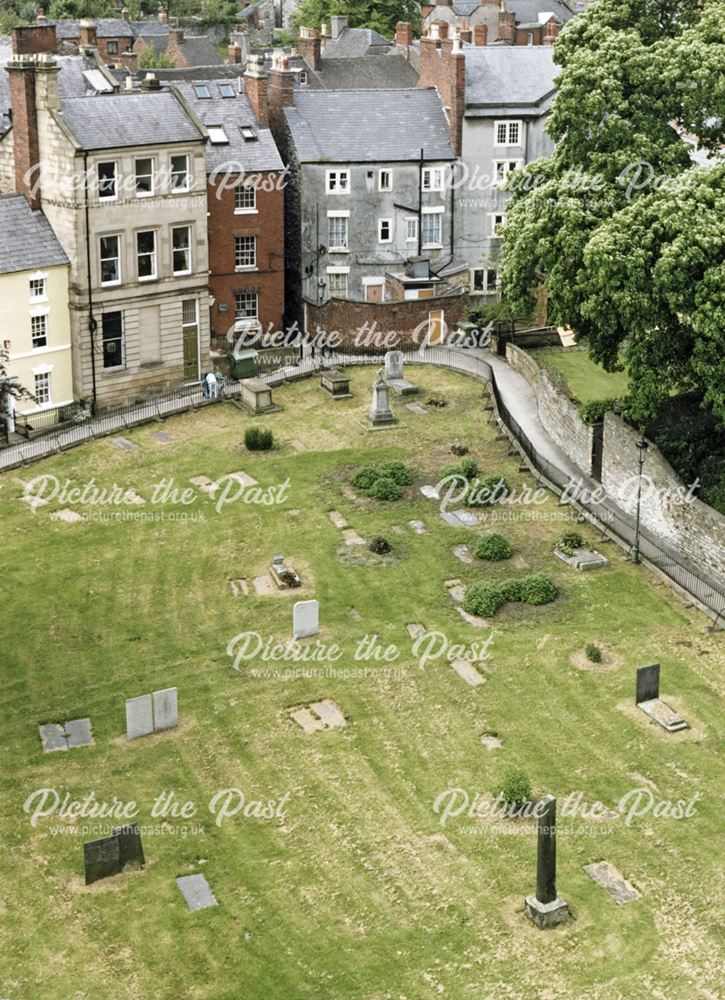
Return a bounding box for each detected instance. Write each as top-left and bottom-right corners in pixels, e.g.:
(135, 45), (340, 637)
(321, 27), (393, 59)
(284, 88), (455, 163)
(0, 194), (68, 275)
(57, 90), (204, 149)
(171, 80), (284, 173)
(464, 46), (559, 114)
(506, 0), (574, 23)
(313, 55), (418, 90)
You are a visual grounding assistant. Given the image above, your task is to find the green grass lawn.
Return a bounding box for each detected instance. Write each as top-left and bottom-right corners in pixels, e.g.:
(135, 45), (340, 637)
(1, 367), (722, 999)
(532, 349), (630, 404)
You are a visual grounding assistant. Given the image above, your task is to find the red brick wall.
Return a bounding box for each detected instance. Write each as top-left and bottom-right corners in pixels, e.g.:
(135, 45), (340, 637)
(7, 61), (40, 209)
(311, 292), (469, 349)
(418, 36), (465, 155)
(207, 173), (285, 339)
(11, 25), (57, 54)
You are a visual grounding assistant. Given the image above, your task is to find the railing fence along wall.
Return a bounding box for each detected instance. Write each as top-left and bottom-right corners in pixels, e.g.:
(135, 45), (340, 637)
(1, 346), (722, 627)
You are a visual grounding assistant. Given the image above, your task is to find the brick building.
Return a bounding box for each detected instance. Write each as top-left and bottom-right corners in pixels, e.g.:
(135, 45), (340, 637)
(421, 0), (571, 45)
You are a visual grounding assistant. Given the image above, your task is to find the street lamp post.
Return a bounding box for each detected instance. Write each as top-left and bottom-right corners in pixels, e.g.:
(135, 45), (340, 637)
(631, 436), (649, 564)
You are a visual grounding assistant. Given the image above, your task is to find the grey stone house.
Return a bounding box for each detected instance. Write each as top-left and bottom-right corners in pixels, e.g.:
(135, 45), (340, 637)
(281, 87), (457, 325)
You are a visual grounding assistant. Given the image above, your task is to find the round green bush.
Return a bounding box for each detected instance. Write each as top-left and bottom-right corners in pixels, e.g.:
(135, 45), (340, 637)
(244, 426), (274, 451)
(496, 769), (532, 810)
(585, 642), (603, 663)
(498, 578), (524, 604)
(369, 536), (392, 554)
(520, 573), (558, 606)
(459, 457), (479, 480)
(466, 474), (509, 507)
(351, 467), (379, 491)
(369, 476), (402, 502)
(475, 533), (512, 562)
(378, 461), (412, 486)
(463, 582), (505, 618)
(438, 463), (465, 483)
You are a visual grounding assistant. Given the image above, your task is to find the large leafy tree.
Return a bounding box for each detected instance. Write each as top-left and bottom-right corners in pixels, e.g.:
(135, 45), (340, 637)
(292, 0), (419, 37)
(503, 0), (725, 425)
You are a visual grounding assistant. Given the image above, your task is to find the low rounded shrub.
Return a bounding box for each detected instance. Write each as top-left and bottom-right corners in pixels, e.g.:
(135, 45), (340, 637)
(475, 533), (512, 562)
(352, 467), (379, 491)
(369, 476), (402, 502)
(463, 582), (505, 618)
(378, 461), (412, 486)
(556, 531), (584, 553)
(459, 457), (479, 480)
(498, 578), (524, 604)
(585, 642), (603, 663)
(451, 443), (469, 457)
(369, 536), (392, 555)
(519, 573), (558, 606)
(496, 769), (532, 810)
(439, 463), (465, 483)
(466, 474), (509, 507)
(245, 426), (274, 451)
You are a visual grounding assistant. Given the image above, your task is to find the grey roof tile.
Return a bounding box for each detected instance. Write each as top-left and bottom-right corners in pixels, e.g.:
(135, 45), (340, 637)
(57, 90), (204, 149)
(0, 194), (69, 275)
(321, 27), (393, 59)
(464, 46), (559, 109)
(312, 55), (418, 90)
(284, 88), (455, 163)
(506, 0), (573, 23)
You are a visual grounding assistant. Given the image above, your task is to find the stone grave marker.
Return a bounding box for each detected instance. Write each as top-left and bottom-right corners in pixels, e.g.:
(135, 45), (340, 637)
(635, 663), (688, 732)
(584, 861), (640, 904)
(524, 795), (570, 928)
(636, 663), (660, 704)
(84, 834), (121, 885)
(229, 579), (249, 597)
(38, 723), (70, 753)
(310, 699), (346, 728)
(113, 437), (138, 452)
(115, 823), (146, 869)
(440, 510), (477, 529)
(368, 373), (397, 427)
(342, 528), (366, 546)
(406, 403), (428, 415)
(176, 873), (218, 911)
(445, 579), (466, 604)
(451, 659), (485, 687)
(409, 520), (428, 535)
(64, 718), (93, 748)
(293, 600), (319, 639)
(153, 431), (173, 444)
(407, 624), (426, 640)
(452, 544), (473, 564)
(190, 476), (214, 494)
(328, 510), (349, 529)
(125, 694), (154, 740)
(228, 471), (258, 487)
(39, 718), (93, 752)
(290, 707), (325, 734)
(153, 688), (178, 732)
(384, 350), (418, 395)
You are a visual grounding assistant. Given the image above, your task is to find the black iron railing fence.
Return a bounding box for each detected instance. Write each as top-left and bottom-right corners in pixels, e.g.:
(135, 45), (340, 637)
(2, 345), (722, 626)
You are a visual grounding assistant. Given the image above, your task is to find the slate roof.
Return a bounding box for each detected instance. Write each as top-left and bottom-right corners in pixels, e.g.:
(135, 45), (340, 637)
(506, 0), (574, 23)
(45, 18), (135, 38)
(0, 194), (69, 275)
(464, 46), (559, 113)
(313, 55), (418, 90)
(148, 64), (243, 82)
(284, 88), (455, 163)
(171, 80), (284, 173)
(57, 91), (204, 149)
(321, 27), (393, 59)
(170, 35), (223, 66)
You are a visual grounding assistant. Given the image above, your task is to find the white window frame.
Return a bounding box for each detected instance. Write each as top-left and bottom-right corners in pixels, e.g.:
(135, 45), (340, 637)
(378, 218), (393, 244)
(235, 290), (259, 322)
(493, 159), (524, 185)
(421, 206), (444, 250)
(422, 166), (445, 192)
(470, 267), (499, 296)
(327, 210), (350, 253)
(99, 234), (121, 286)
(136, 229), (157, 282)
(494, 120), (523, 147)
(378, 169), (393, 192)
(135, 156), (155, 197)
(31, 312), (48, 348)
(29, 274), (47, 301)
(234, 184), (257, 214)
(405, 217), (419, 244)
(172, 226), (192, 276)
(34, 370), (51, 405)
(171, 154), (190, 193)
(207, 125), (229, 145)
(489, 213), (506, 237)
(326, 266), (349, 299)
(234, 235), (257, 271)
(97, 160), (118, 201)
(326, 169), (350, 194)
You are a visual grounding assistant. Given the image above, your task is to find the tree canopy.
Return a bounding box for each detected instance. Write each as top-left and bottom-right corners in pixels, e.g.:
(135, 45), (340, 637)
(291, 0), (419, 38)
(502, 0), (725, 426)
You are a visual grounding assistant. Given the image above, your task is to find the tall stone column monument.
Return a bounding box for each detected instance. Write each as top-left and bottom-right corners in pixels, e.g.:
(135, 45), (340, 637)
(524, 794), (570, 928)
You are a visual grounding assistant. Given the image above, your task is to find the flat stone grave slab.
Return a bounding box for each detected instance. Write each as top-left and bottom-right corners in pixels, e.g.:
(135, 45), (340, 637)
(39, 722), (70, 752)
(409, 520), (428, 535)
(50, 508), (84, 523)
(441, 509), (477, 529)
(406, 403), (428, 414)
(125, 694), (154, 740)
(637, 698), (689, 732)
(113, 437), (138, 452)
(388, 378), (418, 396)
(328, 510), (349, 529)
(190, 476), (214, 494)
(290, 707), (326, 734)
(555, 547), (609, 571)
(407, 623), (426, 639)
(64, 718), (93, 748)
(391, 524), (405, 535)
(453, 544), (473, 564)
(445, 579), (466, 604)
(153, 431), (173, 443)
(290, 439), (306, 452)
(176, 874), (218, 911)
(253, 575), (276, 596)
(457, 607), (488, 628)
(481, 732), (502, 750)
(451, 659), (485, 687)
(153, 688), (178, 732)
(350, 607), (361, 620)
(342, 529), (366, 546)
(584, 861), (640, 904)
(39, 718), (93, 752)
(229, 579), (249, 597)
(228, 471), (258, 487)
(310, 699), (347, 728)
(420, 485), (440, 500)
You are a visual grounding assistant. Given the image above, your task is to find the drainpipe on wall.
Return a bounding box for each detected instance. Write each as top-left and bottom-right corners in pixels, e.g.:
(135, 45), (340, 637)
(417, 147), (424, 257)
(83, 150), (98, 414)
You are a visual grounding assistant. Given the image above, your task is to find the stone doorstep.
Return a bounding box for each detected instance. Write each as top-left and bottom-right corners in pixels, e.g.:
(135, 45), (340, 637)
(584, 861), (641, 904)
(450, 658), (485, 687)
(637, 698), (689, 732)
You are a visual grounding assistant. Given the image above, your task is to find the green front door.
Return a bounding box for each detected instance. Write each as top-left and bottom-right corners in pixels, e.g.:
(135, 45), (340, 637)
(182, 300), (200, 381)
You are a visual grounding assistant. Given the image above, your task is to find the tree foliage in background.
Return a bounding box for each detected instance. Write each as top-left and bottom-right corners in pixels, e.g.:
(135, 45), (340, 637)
(502, 0), (725, 427)
(138, 40), (177, 67)
(291, 0), (420, 37)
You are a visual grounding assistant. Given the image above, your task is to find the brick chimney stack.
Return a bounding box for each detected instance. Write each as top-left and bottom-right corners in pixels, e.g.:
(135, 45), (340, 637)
(474, 24), (488, 46)
(298, 27), (321, 71)
(498, 11), (515, 44)
(79, 19), (97, 49)
(6, 53), (59, 209)
(158, 5), (168, 25)
(460, 20), (472, 44)
(12, 23), (57, 55)
(36, 8), (47, 24)
(543, 19), (561, 45)
(396, 22), (413, 47)
(268, 49), (295, 151)
(418, 33), (465, 156)
(228, 42), (242, 63)
(244, 54), (269, 127)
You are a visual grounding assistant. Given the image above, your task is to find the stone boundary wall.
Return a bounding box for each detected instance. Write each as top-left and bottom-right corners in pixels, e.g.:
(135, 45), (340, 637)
(506, 343), (593, 473)
(602, 412), (725, 590)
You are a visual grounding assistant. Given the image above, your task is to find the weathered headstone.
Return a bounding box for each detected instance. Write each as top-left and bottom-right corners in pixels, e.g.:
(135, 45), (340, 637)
(584, 860), (640, 904)
(64, 718), (93, 748)
(451, 659), (485, 687)
(310, 699), (346, 728)
(176, 873), (218, 911)
(115, 823), (145, 868)
(38, 723), (69, 752)
(152, 688), (178, 732)
(113, 437), (138, 452)
(39, 718), (93, 752)
(368, 373), (397, 427)
(384, 350), (405, 381)
(84, 834), (121, 885)
(125, 694), (154, 740)
(293, 599), (319, 639)
(524, 795), (570, 928)
(636, 663), (660, 704)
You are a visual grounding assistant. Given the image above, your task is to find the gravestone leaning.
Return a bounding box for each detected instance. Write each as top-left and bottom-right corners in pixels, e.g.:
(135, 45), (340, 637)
(125, 694), (154, 740)
(115, 823), (145, 868)
(84, 834), (121, 885)
(524, 794), (570, 928)
(153, 687), (178, 732)
(636, 663), (660, 704)
(293, 599), (320, 639)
